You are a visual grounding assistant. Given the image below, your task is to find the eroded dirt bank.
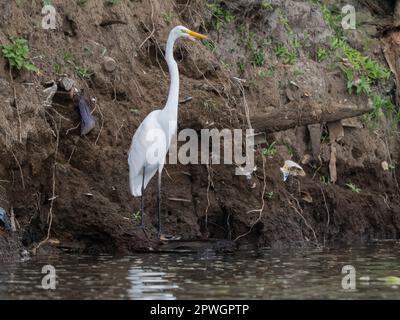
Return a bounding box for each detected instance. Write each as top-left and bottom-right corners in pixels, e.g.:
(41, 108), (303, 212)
(1, 0), (400, 260)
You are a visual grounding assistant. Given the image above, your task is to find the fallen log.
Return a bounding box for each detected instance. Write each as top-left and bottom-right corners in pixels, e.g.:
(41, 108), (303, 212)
(250, 99), (372, 133)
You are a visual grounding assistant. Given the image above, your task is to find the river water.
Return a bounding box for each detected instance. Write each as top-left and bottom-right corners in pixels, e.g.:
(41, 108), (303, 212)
(0, 244), (399, 299)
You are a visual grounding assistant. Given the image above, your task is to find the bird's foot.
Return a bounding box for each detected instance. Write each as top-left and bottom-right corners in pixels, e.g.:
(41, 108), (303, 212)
(158, 233), (182, 242)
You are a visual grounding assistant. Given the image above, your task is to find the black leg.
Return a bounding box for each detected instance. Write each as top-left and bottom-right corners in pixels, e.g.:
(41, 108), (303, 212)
(157, 169), (162, 237)
(140, 167), (146, 227)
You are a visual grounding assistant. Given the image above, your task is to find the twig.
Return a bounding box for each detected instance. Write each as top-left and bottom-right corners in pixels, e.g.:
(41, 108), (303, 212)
(95, 101), (104, 145)
(67, 145), (76, 164)
(286, 191), (319, 245)
(234, 77), (252, 130)
(66, 122), (80, 135)
(10, 70), (22, 143)
(234, 155), (267, 242)
(319, 185), (330, 247)
(32, 116), (60, 254)
(10, 207), (17, 232)
(320, 186), (330, 229)
(115, 120), (125, 142)
(164, 167), (173, 182)
(10, 150), (25, 190)
(13, 87), (22, 143)
(168, 197), (191, 202)
(47, 108), (71, 122)
(139, 0), (155, 49)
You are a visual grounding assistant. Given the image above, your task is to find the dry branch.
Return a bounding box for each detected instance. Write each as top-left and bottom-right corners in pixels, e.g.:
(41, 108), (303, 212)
(250, 99), (372, 134)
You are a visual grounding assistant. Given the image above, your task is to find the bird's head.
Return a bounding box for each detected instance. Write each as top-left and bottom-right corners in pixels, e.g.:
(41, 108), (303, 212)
(172, 26), (208, 42)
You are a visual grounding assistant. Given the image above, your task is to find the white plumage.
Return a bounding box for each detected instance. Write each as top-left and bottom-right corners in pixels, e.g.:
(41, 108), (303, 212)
(127, 26), (208, 235)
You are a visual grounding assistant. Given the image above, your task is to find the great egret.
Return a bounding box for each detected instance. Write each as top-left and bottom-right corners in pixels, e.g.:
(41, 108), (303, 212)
(128, 26), (208, 238)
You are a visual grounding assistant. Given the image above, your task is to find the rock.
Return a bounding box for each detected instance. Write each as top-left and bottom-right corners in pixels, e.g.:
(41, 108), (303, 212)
(102, 56), (117, 72)
(60, 77), (75, 91)
(329, 142), (338, 184)
(43, 81), (58, 107)
(307, 124), (321, 162)
(328, 121), (344, 143)
(381, 161), (389, 171)
(342, 117), (363, 128)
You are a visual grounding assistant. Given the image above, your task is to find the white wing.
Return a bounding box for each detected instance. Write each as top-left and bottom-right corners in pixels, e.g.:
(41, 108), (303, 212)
(128, 110), (162, 197)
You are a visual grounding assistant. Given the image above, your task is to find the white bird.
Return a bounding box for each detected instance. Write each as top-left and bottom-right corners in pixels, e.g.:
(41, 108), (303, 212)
(128, 26), (208, 238)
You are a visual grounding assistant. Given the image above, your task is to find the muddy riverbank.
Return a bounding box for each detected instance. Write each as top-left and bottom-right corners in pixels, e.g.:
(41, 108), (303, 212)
(1, 0), (400, 260)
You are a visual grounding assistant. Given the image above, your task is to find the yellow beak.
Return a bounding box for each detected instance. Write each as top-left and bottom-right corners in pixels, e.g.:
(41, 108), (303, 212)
(185, 30), (208, 40)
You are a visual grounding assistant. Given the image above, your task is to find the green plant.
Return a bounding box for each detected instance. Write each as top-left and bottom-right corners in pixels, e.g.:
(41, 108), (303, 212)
(207, 2), (236, 31)
(258, 66), (275, 79)
(203, 40), (217, 53)
(317, 47), (329, 62)
(261, 0), (273, 10)
(130, 108), (139, 115)
(355, 76), (371, 95)
(346, 182), (361, 193)
(83, 46), (93, 56)
(285, 144), (295, 158)
(275, 44), (297, 65)
(339, 65), (371, 95)
(364, 95), (397, 128)
(320, 176), (331, 185)
(15, 0), (25, 8)
(0, 38), (39, 72)
(278, 11), (292, 34)
(76, 66), (93, 79)
(320, 3), (342, 34)
(302, 31), (312, 48)
(52, 63), (64, 75)
(292, 38), (302, 49)
(292, 68), (304, 77)
(163, 12), (173, 25)
(76, 0), (88, 6)
(63, 51), (74, 63)
(252, 48), (265, 67)
(132, 210), (141, 223)
(104, 0), (120, 6)
(238, 62), (245, 73)
(261, 142), (277, 157)
(320, 2), (392, 124)
(219, 59), (230, 70)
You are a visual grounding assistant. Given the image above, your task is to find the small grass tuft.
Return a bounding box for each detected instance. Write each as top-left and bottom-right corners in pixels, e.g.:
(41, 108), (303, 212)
(261, 142), (277, 157)
(0, 38), (39, 73)
(346, 182), (361, 193)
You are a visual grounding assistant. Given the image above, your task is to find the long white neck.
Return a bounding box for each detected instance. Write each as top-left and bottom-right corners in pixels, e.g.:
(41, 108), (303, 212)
(162, 33), (180, 119)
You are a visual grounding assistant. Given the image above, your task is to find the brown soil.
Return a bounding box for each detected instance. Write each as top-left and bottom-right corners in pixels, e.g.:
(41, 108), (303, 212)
(1, 0), (400, 260)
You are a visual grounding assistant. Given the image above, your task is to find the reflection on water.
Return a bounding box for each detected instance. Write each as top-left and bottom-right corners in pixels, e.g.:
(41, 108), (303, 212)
(127, 268), (177, 300)
(0, 244), (399, 299)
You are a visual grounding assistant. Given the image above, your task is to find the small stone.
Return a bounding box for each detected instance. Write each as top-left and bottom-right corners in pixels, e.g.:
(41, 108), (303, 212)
(102, 56), (117, 72)
(382, 161), (389, 171)
(60, 77), (75, 91)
